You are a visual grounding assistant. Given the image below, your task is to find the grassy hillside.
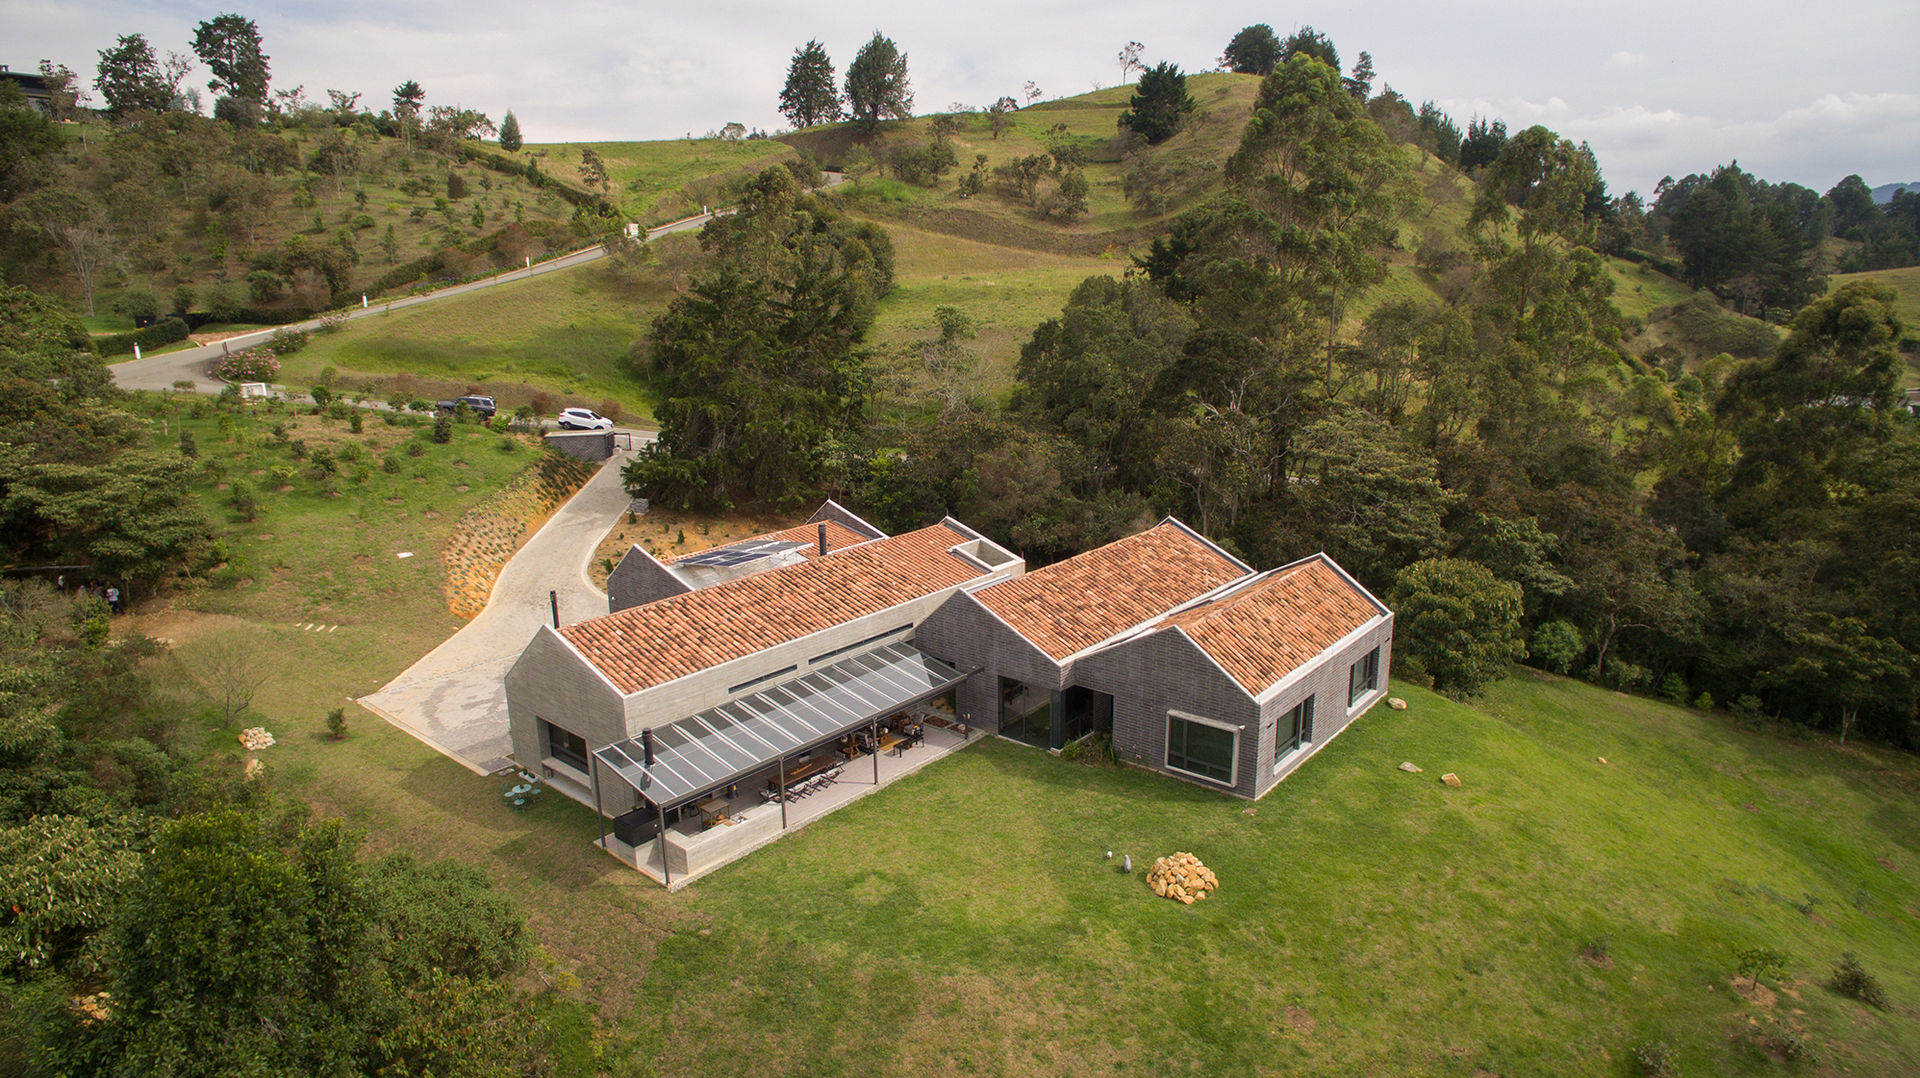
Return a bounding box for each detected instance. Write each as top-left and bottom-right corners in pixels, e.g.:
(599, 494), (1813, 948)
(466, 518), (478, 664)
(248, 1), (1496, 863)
(525, 136), (797, 227)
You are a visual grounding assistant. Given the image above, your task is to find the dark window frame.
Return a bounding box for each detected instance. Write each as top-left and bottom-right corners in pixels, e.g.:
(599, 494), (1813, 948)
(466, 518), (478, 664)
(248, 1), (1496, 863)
(1275, 695), (1315, 762)
(1348, 647), (1380, 707)
(543, 719), (589, 773)
(1166, 711), (1237, 785)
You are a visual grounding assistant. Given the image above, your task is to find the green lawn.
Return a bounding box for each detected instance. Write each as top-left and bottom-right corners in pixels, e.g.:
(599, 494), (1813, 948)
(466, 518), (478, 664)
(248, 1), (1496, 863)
(141, 400), (1920, 1076)
(280, 265), (663, 422)
(1608, 257), (1697, 322)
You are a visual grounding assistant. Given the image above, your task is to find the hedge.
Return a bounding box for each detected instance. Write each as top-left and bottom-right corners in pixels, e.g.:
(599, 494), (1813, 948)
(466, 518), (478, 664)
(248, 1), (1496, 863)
(95, 317), (191, 357)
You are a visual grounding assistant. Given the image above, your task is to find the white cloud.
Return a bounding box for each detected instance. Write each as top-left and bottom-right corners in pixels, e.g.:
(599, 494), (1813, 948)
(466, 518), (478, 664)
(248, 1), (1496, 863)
(1606, 51), (1647, 71)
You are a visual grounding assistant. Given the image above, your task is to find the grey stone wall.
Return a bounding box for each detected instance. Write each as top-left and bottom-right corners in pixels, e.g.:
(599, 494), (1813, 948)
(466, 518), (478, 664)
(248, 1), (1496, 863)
(1251, 615), (1396, 798)
(606, 545), (692, 613)
(543, 430), (615, 461)
(806, 499), (887, 540)
(915, 591), (1066, 733)
(1074, 629), (1262, 796)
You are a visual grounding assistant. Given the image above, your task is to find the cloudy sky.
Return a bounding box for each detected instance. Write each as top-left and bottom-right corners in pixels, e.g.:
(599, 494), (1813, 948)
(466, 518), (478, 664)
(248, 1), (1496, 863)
(10, 0), (1917, 197)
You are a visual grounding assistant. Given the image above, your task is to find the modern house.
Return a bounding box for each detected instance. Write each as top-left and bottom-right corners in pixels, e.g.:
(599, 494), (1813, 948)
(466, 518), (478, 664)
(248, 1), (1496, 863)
(503, 503), (1392, 885)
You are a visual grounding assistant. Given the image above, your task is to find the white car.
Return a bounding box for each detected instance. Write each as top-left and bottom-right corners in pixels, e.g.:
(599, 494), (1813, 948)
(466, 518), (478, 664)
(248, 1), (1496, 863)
(557, 407), (613, 431)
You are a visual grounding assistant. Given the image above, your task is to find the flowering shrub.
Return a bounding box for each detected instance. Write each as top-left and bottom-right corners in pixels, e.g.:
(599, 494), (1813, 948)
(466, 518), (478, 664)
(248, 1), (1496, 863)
(213, 348), (280, 383)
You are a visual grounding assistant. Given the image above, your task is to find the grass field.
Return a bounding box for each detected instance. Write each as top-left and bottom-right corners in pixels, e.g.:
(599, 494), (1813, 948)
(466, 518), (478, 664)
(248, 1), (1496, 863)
(526, 137), (796, 225)
(280, 265), (664, 421)
(128, 402), (1920, 1076)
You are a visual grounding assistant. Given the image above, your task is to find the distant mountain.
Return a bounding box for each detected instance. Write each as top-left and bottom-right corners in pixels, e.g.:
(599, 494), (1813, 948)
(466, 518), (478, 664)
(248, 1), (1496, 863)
(1871, 181), (1919, 204)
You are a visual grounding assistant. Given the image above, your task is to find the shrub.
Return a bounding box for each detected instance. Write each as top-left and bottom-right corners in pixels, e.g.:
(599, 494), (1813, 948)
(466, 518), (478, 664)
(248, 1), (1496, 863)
(177, 429), (198, 459)
(529, 390), (554, 415)
(1735, 945), (1789, 990)
(381, 454), (401, 473)
(327, 401), (350, 421)
(1827, 952), (1888, 1008)
(266, 327), (311, 355)
(229, 480), (259, 521)
(1691, 691), (1714, 711)
(596, 398), (623, 423)
(286, 438), (307, 460)
(311, 385), (333, 408)
(213, 348), (281, 383)
(1388, 558), (1524, 695)
(1731, 694), (1763, 719)
(432, 415), (453, 443)
(267, 464), (296, 487)
(1581, 934), (1612, 962)
(498, 436), (518, 453)
(171, 283), (197, 314)
(405, 440), (426, 457)
(1530, 620), (1584, 674)
(1659, 672), (1689, 704)
(326, 707), (349, 739)
(349, 411), (363, 433)
(1632, 1040), (1674, 1076)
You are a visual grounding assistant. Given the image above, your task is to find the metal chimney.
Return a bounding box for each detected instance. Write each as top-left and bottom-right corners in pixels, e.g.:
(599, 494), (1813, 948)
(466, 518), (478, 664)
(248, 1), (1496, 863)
(817, 521), (828, 556)
(641, 727), (655, 767)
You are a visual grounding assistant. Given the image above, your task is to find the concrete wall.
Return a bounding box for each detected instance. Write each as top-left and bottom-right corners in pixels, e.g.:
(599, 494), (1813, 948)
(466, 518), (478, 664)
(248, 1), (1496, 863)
(504, 627), (627, 799)
(606, 545), (691, 613)
(1074, 629), (1263, 797)
(915, 590), (1065, 733)
(543, 430), (616, 461)
(807, 499), (887, 540)
(1251, 615), (1395, 798)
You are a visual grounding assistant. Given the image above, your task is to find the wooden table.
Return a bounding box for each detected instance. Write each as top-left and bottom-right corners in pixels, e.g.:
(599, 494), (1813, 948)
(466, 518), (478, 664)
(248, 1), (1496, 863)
(780, 757), (836, 785)
(696, 796), (728, 827)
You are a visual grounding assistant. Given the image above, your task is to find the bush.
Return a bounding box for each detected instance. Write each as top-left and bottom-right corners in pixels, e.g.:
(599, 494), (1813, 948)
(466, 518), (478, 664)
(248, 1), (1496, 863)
(213, 348), (281, 383)
(596, 398), (623, 423)
(498, 436), (518, 453)
(171, 283), (197, 314)
(1691, 691), (1714, 711)
(95, 316), (191, 357)
(1827, 952), (1888, 1008)
(265, 327), (310, 356)
(114, 289), (160, 321)
(349, 411), (363, 433)
(287, 438), (308, 460)
(177, 429), (197, 459)
(326, 707), (349, 740)
(382, 454), (401, 473)
(206, 282), (247, 323)
(405, 440), (426, 457)
(229, 479), (259, 521)
(1659, 672), (1689, 704)
(1530, 619), (1584, 675)
(1632, 1040), (1674, 1076)
(1389, 558), (1524, 695)
(432, 415), (453, 443)
(1735, 945), (1789, 989)
(267, 464), (296, 487)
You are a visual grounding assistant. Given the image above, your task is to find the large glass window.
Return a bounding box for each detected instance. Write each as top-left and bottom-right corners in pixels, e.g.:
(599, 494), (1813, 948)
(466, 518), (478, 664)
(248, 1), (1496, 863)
(1348, 647), (1380, 707)
(1276, 695), (1315, 760)
(1166, 712), (1236, 784)
(544, 720), (588, 772)
(999, 677), (1051, 748)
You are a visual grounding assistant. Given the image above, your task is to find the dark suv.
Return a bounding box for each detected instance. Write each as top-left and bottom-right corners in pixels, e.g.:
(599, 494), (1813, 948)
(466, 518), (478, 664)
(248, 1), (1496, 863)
(435, 394), (497, 419)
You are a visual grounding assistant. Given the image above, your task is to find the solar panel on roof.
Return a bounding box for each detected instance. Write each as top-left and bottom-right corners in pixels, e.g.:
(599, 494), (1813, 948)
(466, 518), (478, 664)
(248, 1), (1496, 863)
(676, 539), (809, 568)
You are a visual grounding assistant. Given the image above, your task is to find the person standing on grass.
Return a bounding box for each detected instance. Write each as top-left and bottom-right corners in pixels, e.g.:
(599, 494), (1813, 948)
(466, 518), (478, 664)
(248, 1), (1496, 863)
(106, 584), (121, 613)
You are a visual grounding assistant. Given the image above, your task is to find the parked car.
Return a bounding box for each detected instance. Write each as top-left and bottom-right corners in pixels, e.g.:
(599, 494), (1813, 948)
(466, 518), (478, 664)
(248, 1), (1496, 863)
(557, 407), (613, 431)
(435, 394), (497, 419)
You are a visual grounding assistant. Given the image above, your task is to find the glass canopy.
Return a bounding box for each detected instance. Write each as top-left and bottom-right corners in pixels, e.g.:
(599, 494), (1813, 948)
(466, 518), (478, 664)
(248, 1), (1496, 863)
(593, 641), (967, 809)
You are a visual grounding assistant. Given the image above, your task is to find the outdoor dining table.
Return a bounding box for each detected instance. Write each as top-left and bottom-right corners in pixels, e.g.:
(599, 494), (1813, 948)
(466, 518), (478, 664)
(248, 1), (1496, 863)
(695, 796), (728, 827)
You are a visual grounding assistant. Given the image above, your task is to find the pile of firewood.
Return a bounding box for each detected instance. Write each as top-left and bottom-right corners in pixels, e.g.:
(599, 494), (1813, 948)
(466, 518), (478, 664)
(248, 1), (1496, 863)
(1147, 852), (1219, 905)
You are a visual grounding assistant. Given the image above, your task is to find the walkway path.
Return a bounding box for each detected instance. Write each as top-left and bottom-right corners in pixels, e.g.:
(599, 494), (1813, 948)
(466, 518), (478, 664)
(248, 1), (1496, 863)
(356, 436), (649, 773)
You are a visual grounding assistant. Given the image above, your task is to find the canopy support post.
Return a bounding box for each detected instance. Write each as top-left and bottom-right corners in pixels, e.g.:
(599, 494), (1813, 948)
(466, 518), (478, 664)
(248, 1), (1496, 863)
(657, 802), (671, 887)
(872, 720), (880, 785)
(590, 760), (607, 851)
(778, 754), (788, 829)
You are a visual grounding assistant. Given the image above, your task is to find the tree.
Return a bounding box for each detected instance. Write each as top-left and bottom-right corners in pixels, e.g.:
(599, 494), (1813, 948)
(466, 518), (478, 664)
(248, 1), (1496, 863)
(20, 185), (116, 316)
(193, 631), (269, 725)
(1458, 115), (1508, 171)
(1117, 61), (1193, 145)
(988, 96), (1017, 139)
(779, 40), (842, 129)
(94, 34), (171, 119)
(1345, 51), (1374, 100)
(579, 147), (609, 191)
(1222, 24), (1281, 76)
(191, 13), (271, 108)
(1391, 558), (1526, 694)
(1280, 26), (1340, 71)
(845, 32), (911, 132)
(37, 60), (85, 121)
(392, 79), (425, 152)
(1116, 41), (1146, 84)
(497, 108), (522, 152)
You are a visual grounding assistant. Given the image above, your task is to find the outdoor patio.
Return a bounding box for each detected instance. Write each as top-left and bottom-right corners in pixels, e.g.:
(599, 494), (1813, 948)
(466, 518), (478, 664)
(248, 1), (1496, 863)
(598, 717), (976, 889)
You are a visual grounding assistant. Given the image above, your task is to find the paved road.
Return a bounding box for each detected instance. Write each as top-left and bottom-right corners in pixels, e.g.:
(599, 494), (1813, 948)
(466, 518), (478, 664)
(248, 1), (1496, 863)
(356, 437), (650, 773)
(107, 210), (714, 394)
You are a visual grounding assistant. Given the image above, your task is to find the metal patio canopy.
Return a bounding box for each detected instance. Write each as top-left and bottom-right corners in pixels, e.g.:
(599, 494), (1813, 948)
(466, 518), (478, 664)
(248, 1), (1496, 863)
(592, 640), (968, 815)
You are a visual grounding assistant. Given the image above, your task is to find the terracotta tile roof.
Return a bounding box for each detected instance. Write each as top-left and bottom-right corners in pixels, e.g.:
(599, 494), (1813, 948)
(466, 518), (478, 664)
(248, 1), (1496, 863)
(663, 520), (870, 564)
(1157, 557), (1383, 695)
(562, 523), (986, 694)
(972, 522), (1248, 661)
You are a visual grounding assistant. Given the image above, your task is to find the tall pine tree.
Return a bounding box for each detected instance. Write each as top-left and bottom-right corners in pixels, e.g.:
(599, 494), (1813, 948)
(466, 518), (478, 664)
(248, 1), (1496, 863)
(779, 40), (841, 129)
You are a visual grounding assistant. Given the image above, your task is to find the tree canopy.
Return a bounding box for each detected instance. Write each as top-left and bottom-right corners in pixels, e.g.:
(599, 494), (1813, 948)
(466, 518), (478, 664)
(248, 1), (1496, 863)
(1222, 24), (1281, 76)
(1117, 61), (1194, 145)
(780, 39), (843, 129)
(191, 12), (271, 105)
(845, 32), (911, 132)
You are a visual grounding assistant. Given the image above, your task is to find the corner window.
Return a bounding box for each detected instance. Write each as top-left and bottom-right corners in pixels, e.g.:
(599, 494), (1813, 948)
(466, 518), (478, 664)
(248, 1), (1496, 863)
(543, 720), (588, 773)
(1276, 695), (1315, 761)
(1166, 712), (1237, 785)
(1348, 647), (1380, 707)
